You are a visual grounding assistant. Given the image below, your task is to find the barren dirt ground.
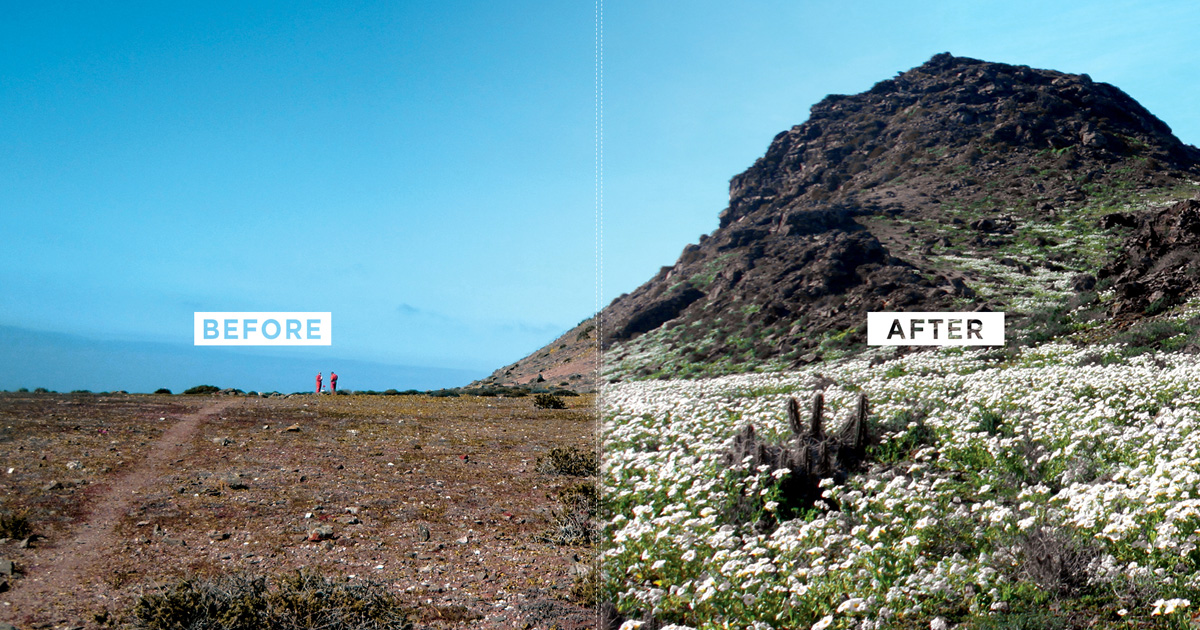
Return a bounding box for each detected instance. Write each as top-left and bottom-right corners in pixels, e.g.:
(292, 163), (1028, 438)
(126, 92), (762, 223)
(0, 392), (598, 629)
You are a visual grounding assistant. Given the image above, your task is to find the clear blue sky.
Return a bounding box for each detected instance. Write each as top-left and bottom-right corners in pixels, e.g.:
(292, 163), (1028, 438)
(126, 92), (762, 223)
(2, 1), (1199, 391)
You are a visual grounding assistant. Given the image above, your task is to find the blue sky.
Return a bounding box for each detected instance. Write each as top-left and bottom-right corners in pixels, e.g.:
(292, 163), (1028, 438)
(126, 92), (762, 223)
(3, 1), (1200, 392)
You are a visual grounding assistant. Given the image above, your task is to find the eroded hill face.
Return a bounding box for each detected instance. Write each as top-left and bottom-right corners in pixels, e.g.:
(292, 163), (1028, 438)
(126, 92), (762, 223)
(490, 53), (1200, 386)
(599, 53), (1200, 380)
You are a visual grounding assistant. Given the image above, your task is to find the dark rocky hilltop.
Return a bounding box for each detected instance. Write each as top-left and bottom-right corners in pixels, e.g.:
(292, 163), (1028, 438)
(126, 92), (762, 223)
(482, 53), (1200, 386)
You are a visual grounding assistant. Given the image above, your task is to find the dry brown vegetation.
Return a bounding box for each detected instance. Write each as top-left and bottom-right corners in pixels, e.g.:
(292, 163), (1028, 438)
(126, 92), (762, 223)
(0, 391), (598, 629)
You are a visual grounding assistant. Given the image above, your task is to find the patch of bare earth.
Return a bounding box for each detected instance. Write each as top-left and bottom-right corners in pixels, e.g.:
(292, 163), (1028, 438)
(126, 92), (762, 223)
(0, 392), (598, 629)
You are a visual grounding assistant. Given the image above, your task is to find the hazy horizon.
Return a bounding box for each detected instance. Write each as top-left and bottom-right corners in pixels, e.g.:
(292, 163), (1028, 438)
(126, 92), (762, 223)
(5, 2), (1200, 391)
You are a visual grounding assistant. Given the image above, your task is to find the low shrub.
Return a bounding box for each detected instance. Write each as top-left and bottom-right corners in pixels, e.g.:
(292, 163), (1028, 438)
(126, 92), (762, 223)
(536, 446), (599, 476)
(182, 385), (221, 395)
(0, 510), (32, 539)
(153, 388), (172, 395)
(538, 482), (598, 546)
(533, 393), (567, 409)
(131, 570), (412, 630)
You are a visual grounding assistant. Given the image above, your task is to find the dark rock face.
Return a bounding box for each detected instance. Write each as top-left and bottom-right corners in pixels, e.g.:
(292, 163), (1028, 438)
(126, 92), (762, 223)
(1102, 199), (1200, 317)
(528, 54), (1200, 378)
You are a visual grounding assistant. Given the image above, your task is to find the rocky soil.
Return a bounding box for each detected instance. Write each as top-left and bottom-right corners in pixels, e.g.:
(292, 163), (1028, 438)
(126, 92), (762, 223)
(0, 392), (597, 629)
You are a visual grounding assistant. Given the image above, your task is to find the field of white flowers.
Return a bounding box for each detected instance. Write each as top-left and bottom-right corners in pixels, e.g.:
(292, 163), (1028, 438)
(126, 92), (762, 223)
(602, 343), (1200, 629)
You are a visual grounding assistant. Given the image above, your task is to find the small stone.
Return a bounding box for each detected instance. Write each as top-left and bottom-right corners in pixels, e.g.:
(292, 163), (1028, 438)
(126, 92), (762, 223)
(456, 535), (469, 545)
(307, 525), (335, 542)
(417, 525), (431, 541)
(44, 480), (63, 491)
(335, 516), (360, 525)
(0, 558), (13, 576)
(284, 424), (301, 432)
(162, 537), (186, 547)
(212, 437), (233, 446)
(66, 461), (83, 470)
(569, 562), (591, 577)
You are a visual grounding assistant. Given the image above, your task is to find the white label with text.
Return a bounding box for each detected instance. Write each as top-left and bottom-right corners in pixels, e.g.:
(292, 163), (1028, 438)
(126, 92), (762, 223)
(867, 312), (1004, 346)
(194, 312), (332, 346)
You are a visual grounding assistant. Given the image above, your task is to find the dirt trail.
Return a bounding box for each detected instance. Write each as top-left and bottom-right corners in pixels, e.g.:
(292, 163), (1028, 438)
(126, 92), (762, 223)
(6, 399), (238, 625)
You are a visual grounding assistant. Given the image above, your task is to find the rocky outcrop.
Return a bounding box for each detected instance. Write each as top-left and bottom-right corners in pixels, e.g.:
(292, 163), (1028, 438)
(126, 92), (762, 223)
(1101, 198), (1200, 317)
(498, 54), (1200, 382)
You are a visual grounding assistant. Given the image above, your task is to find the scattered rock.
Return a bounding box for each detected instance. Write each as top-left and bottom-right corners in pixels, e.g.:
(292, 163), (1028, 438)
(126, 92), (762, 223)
(0, 558), (13, 576)
(307, 525), (335, 542)
(284, 424), (301, 432)
(1071, 274), (1096, 292)
(43, 480), (62, 491)
(417, 525), (431, 542)
(222, 474), (250, 490)
(65, 461), (83, 470)
(211, 437), (233, 446)
(335, 515), (360, 525)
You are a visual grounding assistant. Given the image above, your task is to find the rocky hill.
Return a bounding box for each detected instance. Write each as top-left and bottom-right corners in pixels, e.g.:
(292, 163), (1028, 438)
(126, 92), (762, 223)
(487, 53), (1200, 386)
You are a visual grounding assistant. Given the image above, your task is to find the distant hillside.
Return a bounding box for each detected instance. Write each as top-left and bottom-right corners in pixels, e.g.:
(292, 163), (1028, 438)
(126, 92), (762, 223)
(470, 316), (597, 392)
(491, 53), (1200, 385)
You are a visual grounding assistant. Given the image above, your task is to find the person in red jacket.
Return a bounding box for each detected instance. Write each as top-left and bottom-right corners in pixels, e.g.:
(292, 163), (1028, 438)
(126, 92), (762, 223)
(330, 371), (338, 393)
(316, 372), (323, 394)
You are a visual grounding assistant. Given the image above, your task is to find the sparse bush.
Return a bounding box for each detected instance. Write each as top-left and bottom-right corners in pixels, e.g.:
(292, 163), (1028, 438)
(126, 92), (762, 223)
(536, 446), (599, 477)
(154, 388), (172, 395)
(428, 389), (459, 398)
(534, 393), (567, 409)
(16, 387), (28, 392)
(182, 385), (221, 395)
(551, 389), (580, 397)
(538, 482), (598, 546)
(569, 565), (601, 605)
(0, 510), (32, 539)
(1017, 525), (1101, 600)
(131, 570), (412, 630)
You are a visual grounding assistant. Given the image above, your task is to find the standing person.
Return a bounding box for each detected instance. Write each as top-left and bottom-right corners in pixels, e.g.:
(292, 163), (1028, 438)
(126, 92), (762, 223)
(316, 372), (323, 394)
(330, 371), (338, 393)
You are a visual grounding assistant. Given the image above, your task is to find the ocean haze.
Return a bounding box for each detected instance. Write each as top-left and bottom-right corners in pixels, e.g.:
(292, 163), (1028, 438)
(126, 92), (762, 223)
(0, 325), (482, 394)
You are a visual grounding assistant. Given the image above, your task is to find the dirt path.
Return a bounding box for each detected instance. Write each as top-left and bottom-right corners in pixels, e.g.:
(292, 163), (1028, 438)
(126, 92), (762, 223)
(5, 399), (238, 625)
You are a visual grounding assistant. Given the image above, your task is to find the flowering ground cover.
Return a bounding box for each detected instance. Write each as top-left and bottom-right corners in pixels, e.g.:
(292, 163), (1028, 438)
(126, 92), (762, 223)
(603, 342), (1200, 629)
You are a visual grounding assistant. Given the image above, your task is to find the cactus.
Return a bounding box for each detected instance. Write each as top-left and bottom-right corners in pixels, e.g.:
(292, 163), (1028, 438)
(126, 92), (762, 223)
(722, 390), (872, 523)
